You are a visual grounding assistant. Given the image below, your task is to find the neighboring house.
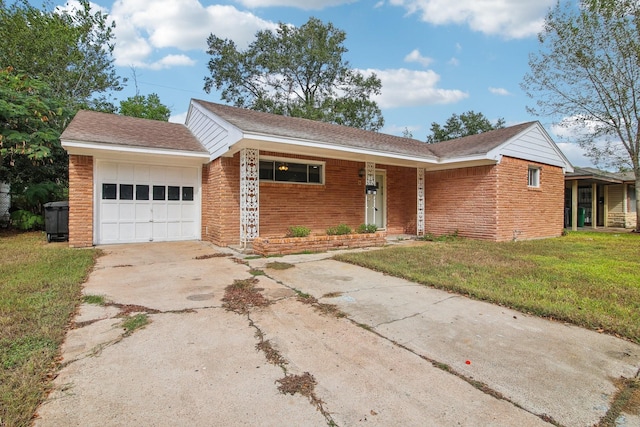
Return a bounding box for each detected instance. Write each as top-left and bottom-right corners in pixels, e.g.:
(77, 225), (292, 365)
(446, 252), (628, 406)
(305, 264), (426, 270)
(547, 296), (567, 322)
(564, 167), (637, 229)
(60, 99), (573, 248)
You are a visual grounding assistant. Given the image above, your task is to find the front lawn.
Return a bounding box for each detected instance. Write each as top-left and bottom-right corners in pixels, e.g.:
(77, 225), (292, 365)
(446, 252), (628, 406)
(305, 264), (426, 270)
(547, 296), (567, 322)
(0, 232), (97, 427)
(335, 231), (640, 344)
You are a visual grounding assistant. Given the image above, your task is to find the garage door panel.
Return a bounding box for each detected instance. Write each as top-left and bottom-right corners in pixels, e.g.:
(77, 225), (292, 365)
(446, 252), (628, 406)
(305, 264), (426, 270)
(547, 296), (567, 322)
(97, 161), (199, 244)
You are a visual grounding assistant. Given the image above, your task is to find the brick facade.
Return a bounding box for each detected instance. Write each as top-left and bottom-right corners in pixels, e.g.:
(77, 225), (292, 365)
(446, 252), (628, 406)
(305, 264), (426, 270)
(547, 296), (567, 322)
(68, 155), (94, 247)
(425, 164), (499, 239)
(495, 157), (565, 241)
(201, 156), (240, 246)
(424, 157), (565, 241)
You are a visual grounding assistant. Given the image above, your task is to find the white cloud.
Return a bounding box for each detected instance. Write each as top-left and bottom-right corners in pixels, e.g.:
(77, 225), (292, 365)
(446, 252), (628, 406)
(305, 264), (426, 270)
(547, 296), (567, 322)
(361, 68), (468, 108)
(489, 87), (511, 96)
(448, 57), (460, 66)
(235, 0), (356, 9)
(404, 49), (433, 67)
(169, 111), (188, 124)
(388, 0), (555, 39)
(374, 1), (385, 8)
(383, 123), (422, 137)
(110, 0), (278, 67)
(147, 55), (197, 70)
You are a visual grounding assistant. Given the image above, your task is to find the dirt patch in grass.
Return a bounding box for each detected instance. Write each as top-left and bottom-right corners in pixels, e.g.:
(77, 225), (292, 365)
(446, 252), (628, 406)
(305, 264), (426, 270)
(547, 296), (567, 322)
(222, 278), (271, 314)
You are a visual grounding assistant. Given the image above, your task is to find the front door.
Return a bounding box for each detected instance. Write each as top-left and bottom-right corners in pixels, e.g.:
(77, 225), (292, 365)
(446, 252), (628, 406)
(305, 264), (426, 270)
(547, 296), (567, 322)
(365, 171), (386, 229)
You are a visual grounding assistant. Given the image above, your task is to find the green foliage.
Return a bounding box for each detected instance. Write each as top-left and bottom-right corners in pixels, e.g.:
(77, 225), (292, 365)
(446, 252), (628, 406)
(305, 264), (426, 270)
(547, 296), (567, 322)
(357, 223), (378, 234)
(326, 223), (352, 235)
(83, 294), (106, 305)
(0, 68), (72, 169)
(426, 111), (505, 143)
(0, 0), (122, 110)
(121, 313), (149, 335)
(417, 230), (459, 242)
(286, 225), (311, 238)
(119, 93), (171, 121)
(204, 17), (384, 131)
(9, 210), (44, 230)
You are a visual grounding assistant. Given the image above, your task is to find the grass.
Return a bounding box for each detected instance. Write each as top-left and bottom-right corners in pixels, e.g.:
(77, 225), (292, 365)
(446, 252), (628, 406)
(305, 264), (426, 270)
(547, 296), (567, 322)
(121, 313), (149, 335)
(335, 231), (640, 343)
(0, 231), (97, 427)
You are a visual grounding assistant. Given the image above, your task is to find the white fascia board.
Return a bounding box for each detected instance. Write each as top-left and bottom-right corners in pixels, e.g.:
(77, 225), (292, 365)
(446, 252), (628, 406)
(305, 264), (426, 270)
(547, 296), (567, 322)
(232, 131), (440, 164)
(61, 140), (211, 163)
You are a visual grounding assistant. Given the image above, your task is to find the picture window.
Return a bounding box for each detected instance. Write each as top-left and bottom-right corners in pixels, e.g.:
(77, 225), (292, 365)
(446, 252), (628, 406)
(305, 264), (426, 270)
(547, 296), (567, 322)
(259, 159), (323, 184)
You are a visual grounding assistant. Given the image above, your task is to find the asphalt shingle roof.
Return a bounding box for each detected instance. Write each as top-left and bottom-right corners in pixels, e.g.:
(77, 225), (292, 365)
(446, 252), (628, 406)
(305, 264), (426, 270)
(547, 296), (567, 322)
(61, 110), (207, 153)
(192, 99), (438, 159)
(426, 122), (537, 158)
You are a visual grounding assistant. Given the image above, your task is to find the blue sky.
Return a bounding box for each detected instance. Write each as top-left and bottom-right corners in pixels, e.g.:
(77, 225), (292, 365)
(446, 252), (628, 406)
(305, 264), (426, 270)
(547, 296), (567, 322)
(58, 0), (595, 167)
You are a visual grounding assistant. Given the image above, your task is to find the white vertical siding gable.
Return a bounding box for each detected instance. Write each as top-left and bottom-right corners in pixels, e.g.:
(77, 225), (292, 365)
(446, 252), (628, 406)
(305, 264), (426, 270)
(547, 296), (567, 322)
(488, 123), (573, 171)
(186, 101), (243, 160)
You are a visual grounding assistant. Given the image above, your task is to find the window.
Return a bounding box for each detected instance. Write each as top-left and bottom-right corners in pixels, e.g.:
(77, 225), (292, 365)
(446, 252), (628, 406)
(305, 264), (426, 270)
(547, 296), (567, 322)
(182, 187), (194, 201)
(136, 185), (149, 200)
(102, 184), (117, 200)
(153, 185), (165, 200)
(168, 186), (180, 201)
(120, 184), (134, 200)
(259, 159), (323, 184)
(528, 167), (540, 188)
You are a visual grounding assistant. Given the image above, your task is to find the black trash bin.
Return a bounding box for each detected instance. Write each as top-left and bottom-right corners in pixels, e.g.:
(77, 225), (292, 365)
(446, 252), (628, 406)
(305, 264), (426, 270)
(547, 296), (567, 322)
(44, 201), (69, 242)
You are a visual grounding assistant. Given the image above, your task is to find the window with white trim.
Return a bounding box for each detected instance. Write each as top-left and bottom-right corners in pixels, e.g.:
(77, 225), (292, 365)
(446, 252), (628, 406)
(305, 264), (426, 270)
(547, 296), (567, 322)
(259, 159), (324, 184)
(528, 167), (540, 188)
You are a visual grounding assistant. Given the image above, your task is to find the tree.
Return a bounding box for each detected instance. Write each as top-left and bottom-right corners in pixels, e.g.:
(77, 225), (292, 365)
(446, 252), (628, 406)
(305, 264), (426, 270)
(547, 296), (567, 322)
(204, 17), (384, 131)
(522, 0), (640, 231)
(0, 0), (123, 111)
(119, 94), (171, 121)
(426, 111), (505, 143)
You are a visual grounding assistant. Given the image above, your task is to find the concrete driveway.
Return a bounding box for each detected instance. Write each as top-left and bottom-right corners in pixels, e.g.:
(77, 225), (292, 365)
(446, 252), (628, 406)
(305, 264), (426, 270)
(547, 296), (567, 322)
(34, 241), (640, 426)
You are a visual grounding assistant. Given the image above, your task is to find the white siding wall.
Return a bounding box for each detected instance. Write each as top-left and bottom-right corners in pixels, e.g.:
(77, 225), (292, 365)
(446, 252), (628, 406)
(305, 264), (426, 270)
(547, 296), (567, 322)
(499, 126), (569, 168)
(186, 103), (243, 160)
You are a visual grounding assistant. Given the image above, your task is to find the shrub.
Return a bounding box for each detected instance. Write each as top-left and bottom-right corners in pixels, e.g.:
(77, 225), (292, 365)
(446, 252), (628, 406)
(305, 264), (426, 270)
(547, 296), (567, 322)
(10, 210), (44, 230)
(357, 223), (378, 234)
(286, 225), (311, 238)
(326, 223), (352, 235)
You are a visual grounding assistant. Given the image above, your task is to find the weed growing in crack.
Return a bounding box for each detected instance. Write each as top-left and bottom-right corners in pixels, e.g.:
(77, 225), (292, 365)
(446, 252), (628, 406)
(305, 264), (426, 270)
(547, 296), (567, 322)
(83, 294), (106, 305)
(295, 290), (346, 318)
(322, 292), (343, 298)
(121, 313), (149, 335)
(194, 253), (231, 260)
(222, 278), (271, 314)
(249, 269), (266, 276)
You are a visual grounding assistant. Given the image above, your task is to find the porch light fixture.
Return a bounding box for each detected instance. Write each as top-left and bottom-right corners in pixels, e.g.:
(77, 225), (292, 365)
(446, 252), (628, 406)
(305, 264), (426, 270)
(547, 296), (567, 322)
(358, 168), (365, 177)
(278, 163), (289, 172)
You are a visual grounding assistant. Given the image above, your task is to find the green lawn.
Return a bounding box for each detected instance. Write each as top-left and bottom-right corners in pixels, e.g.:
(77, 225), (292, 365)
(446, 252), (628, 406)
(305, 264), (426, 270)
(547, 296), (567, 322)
(335, 231), (640, 344)
(0, 232), (97, 427)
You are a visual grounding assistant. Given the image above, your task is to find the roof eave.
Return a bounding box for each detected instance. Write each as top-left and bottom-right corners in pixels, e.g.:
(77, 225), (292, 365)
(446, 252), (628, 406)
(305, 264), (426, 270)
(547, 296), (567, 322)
(61, 140), (211, 162)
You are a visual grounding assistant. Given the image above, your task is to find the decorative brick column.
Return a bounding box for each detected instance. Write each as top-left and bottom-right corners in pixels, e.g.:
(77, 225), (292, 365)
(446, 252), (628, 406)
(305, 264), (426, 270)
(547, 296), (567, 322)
(68, 155), (94, 247)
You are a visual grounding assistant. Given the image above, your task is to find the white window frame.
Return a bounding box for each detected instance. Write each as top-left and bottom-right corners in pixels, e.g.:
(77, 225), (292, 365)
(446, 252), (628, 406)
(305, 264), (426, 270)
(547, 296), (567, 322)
(528, 166), (541, 188)
(259, 156), (325, 185)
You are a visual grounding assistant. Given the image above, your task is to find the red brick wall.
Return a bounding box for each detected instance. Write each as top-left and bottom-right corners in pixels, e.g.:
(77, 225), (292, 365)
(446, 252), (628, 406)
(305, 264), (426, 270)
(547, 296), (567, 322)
(68, 155), (94, 247)
(425, 165), (498, 239)
(381, 165), (417, 234)
(259, 155), (364, 237)
(495, 157), (565, 241)
(201, 156), (240, 246)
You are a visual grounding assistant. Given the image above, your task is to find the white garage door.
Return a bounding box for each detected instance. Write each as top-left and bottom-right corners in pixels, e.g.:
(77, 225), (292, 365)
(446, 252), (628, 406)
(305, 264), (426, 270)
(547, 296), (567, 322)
(97, 161), (199, 244)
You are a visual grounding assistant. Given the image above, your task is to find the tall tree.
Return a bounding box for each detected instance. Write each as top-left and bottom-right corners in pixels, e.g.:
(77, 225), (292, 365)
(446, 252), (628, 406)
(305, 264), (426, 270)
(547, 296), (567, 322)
(522, 0), (640, 231)
(0, 67), (71, 186)
(204, 17), (384, 131)
(119, 94), (171, 121)
(426, 111), (505, 143)
(0, 0), (122, 111)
